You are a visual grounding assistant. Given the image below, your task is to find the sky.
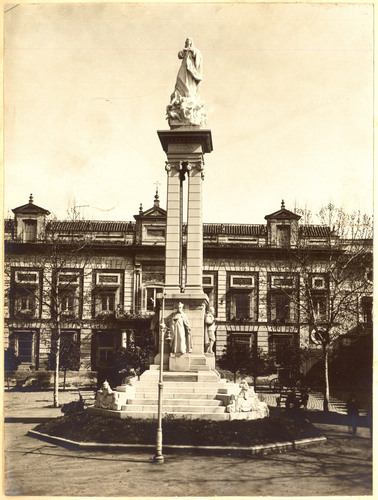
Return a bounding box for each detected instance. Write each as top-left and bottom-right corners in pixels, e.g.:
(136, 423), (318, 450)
(4, 2), (373, 225)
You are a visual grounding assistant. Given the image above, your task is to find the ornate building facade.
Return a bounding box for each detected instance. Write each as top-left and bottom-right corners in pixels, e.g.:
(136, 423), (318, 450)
(4, 194), (372, 378)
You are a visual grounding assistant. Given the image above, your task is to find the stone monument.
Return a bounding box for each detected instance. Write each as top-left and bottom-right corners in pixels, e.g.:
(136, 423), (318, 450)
(88, 39), (269, 421)
(156, 37), (214, 374)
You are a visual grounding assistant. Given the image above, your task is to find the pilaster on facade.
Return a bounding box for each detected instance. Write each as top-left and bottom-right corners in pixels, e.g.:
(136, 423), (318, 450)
(258, 269), (269, 322)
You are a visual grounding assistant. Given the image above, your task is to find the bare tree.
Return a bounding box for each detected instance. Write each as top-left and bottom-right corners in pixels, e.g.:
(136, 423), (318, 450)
(5, 221), (94, 407)
(282, 205), (373, 410)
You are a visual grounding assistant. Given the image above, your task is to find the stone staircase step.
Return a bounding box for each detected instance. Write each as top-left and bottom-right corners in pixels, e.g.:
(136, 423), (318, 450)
(163, 371), (199, 378)
(190, 365), (211, 371)
(163, 375), (198, 382)
(134, 392), (219, 400)
(126, 398), (222, 406)
(136, 381), (227, 388)
(121, 404), (226, 413)
(113, 410), (230, 421)
(135, 389), (222, 397)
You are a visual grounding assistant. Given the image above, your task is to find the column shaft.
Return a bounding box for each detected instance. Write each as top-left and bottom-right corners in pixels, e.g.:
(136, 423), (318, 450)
(165, 167), (181, 292)
(186, 165), (203, 290)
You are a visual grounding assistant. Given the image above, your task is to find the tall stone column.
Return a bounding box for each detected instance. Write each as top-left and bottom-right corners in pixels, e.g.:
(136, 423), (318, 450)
(157, 129), (213, 371)
(186, 160), (204, 292)
(164, 161), (182, 293)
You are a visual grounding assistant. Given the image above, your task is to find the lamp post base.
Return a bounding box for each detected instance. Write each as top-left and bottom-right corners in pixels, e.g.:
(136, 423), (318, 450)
(153, 454), (165, 463)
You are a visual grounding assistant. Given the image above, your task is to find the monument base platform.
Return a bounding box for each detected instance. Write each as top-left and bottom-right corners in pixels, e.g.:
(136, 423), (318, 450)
(89, 369), (269, 421)
(166, 352), (216, 372)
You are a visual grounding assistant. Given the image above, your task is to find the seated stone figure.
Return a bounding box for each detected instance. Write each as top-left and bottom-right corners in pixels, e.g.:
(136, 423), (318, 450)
(239, 379), (250, 399)
(226, 380), (270, 418)
(94, 380), (117, 410)
(237, 380), (253, 412)
(226, 394), (237, 413)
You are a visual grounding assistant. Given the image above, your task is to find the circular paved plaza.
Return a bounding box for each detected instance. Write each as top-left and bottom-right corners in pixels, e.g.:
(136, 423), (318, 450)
(4, 422), (372, 497)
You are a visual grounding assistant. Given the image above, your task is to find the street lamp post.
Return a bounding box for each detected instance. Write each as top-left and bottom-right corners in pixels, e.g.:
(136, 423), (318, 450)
(153, 291), (170, 463)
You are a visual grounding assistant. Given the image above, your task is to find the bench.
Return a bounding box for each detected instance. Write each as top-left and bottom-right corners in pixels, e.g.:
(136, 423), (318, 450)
(276, 387), (308, 409)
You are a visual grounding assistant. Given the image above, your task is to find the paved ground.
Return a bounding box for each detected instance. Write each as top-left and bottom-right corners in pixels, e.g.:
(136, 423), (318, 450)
(3, 389), (371, 496)
(4, 390), (79, 421)
(4, 388), (363, 420)
(261, 391), (351, 413)
(4, 421), (372, 497)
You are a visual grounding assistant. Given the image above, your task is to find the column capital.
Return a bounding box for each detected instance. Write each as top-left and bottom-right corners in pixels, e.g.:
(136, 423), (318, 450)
(187, 160), (204, 172)
(187, 160), (205, 179)
(165, 161), (183, 172)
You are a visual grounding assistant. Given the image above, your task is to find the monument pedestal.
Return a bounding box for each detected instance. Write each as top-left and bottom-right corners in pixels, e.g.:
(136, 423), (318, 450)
(154, 291), (215, 372)
(169, 353), (191, 371)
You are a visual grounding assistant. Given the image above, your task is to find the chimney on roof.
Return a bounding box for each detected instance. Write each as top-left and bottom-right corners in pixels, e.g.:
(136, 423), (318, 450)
(29, 193), (34, 204)
(281, 199), (285, 209)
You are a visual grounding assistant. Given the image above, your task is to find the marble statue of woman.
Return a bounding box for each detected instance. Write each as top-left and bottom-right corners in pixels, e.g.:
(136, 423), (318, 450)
(175, 37), (203, 99)
(166, 38), (206, 128)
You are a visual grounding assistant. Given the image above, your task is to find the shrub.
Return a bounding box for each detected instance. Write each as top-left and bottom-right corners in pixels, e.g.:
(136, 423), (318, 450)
(22, 371), (52, 389)
(61, 399), (85, 415)
(4, 348), (21, 389)
(35, 413), (321, 446)
(4, 348), (21, 372)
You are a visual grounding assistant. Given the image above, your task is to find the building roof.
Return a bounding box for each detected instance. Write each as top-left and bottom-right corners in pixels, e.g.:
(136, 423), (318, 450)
(4, 219), (333, 238)
(47, 220), (136, 233)
(203, 223), (266, 236)
(12, 194), (50, 216)
(264, 200), (301, 221)
(299, 225), (331, 237)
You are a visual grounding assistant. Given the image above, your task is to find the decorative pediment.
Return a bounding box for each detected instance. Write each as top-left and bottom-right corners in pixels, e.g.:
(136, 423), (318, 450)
(264, 200), (300, 221)
(134, 190), (167, 221)
(265, 208), (300, 221)
(138, 206), (167, 218)
(12, 197), (50, 216)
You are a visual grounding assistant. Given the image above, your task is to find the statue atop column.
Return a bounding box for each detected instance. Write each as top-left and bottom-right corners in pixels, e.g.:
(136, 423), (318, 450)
(166, 38), (207, 128)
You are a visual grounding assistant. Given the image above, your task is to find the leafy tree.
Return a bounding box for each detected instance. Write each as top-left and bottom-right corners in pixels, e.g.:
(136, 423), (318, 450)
(273, 339), (304, 385)
(217, 342), (254, 383)
(111, 332), (154, 382)
(4, 348), (21, 389)
(47, 336), (80, 390)
(248, 348), (276, 389)
(329, 326), (372, 391)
